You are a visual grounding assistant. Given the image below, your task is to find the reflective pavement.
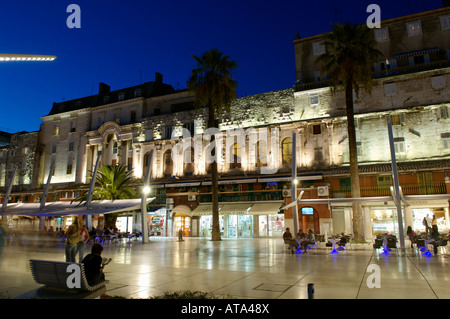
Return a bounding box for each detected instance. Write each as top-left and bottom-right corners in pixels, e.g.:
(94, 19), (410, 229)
(0, 236), (449, 299)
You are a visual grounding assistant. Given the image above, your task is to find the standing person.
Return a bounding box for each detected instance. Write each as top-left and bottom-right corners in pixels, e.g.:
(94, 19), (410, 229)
(431, 215), (438, 233)
(423, 215), (430, 235)
(77, 223), (90, 263)
(64, 216), (81, 262)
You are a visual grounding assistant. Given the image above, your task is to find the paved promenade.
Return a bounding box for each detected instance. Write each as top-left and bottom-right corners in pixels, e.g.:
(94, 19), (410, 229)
(1, 236), (449, 300)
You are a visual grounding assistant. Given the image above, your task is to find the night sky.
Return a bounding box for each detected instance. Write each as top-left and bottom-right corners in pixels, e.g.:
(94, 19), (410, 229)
(0, 0), (445, 133)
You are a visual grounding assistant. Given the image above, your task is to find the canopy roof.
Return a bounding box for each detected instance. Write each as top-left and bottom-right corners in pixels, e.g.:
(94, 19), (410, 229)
(0, 198), (155, 217)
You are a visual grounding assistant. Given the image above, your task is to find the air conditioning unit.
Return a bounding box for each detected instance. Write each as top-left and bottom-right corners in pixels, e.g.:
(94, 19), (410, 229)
(317, 186), (329, 197)
(188, 194), (197, 201)
(282, 189), (291, 197)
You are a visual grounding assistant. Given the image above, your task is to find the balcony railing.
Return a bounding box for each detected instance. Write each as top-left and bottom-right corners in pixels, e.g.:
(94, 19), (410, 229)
(330, 182), (447, 198)
(294, 59), (450, 92)
(198, 190), (284, 203)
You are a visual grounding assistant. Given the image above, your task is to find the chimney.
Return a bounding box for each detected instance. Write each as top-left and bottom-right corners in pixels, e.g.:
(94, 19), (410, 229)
(99, 82), (110, 95)
(155, 72), (163, 84)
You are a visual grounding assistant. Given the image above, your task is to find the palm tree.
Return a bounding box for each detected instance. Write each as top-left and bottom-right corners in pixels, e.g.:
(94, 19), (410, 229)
(74, 163), (137, 227)
(187, 49), (238, 241)
(316, 23), (381, 242)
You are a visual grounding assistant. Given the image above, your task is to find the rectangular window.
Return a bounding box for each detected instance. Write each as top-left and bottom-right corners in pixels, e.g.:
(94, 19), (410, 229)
(165, 126), (173, 139)
(313, 41), (325, 56)
(384, 83), (396, 96)
(51, 145), (56, 154)
(128, 157), (133, 171)
(312, 124), (321, 135)
(377, 176), (392, 189)
(70, 121), (76, 132)
(406, 21), (422, 37)
(114, 113), (121, 124)
(54, 125), (60, 136)
(130, 110), (136, 123)
(441, 133), (450, 151)
(310, 94), (319, 105)
(438, 106), (449, 120)
(394, 137), (406, 154)
(432, 76), (445, 89)
(145, 129), (153, 141)
(440, 15), (450, 30)
(66, 163), (72, 175)
(68, 142), (74, 152)
(375, 27), (389, 42)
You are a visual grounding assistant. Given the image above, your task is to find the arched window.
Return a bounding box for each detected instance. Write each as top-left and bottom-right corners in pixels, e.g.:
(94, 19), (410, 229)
(282, 137), (293, 165)
(183, 147), (195, 175)
(230, 143), (241, 169)
(163, 149), (173, 177)
(256, 141), (267, 167)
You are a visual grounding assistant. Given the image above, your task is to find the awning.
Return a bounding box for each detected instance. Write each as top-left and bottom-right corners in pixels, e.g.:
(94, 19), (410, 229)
(219, 203), (253, 215)
(191, 204), (221, 216)
(248, 202), (284, 215)
(0, 198), (155, 217)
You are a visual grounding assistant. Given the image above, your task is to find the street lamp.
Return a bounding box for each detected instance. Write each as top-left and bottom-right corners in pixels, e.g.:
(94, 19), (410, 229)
(0, 53), (57, 62)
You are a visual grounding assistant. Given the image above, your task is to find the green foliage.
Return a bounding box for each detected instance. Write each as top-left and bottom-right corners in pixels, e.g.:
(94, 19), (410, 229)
(73, 164), (137, 227)
(187, 48), (238, 116)
(315, 23), (382, 97)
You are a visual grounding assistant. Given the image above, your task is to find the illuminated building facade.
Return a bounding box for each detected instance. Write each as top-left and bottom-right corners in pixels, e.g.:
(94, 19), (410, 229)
(2, 7), (450, 240)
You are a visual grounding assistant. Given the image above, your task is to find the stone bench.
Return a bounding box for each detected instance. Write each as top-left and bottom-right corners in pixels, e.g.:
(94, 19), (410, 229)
(14, 259), (109, 299)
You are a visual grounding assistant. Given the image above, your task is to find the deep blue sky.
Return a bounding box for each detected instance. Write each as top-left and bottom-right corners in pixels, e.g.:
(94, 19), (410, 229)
(0, 0), (445, 133)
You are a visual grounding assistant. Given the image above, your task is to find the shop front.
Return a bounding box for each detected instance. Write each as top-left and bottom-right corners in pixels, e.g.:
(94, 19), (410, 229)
(192, 202), (284, 238)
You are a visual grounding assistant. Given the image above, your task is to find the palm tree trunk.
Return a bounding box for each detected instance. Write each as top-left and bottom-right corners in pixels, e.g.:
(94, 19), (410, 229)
(208, 100), (221, 241)
(345, 82), (364, 242)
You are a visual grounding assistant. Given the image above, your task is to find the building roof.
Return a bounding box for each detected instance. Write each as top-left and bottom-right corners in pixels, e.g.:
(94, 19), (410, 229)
(47, 74), (175, 116)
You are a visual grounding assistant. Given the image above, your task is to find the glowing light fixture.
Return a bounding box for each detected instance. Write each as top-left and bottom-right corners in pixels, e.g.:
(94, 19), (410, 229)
(0, 53), (57, 62)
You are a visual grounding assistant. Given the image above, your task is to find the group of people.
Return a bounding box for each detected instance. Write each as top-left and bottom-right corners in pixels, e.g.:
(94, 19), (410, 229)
(406, 214), (443, 255)
(64, 216), (91, 263)
(64, 217), (110, 285)
(282, 227), (316, 254)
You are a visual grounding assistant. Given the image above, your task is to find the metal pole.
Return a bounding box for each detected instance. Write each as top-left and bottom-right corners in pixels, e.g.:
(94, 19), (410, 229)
(387, 120), (405, 249)
(2, 167), (16, 212)
(141, 150), (153, 243)
(307, 283), (314, 299)
(85, 153), (101, 230)
(39, 162), (55, 230)
(291, 132), (299, 236)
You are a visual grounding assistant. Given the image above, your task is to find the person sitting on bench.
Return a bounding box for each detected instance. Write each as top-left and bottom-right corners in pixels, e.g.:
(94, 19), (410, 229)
(82, 243), (108, 286)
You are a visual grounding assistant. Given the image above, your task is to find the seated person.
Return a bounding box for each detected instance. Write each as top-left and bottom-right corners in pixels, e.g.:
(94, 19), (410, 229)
(301, 229), (315, 253)
(338, 233), (347, 250)
(406, 226), (416, 248)
(429, 228), (441, 255)
(282, 228), (293, 247)
(82, 243), (107, 285)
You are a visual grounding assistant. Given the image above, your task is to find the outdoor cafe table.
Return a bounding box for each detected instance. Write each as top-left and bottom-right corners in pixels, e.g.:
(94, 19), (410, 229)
(328, 238), (339, 254)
